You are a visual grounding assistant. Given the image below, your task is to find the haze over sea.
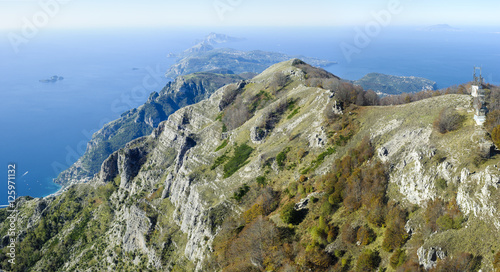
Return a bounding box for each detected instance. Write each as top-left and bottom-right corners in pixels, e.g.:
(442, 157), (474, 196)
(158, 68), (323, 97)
(1, 26), (499, 205)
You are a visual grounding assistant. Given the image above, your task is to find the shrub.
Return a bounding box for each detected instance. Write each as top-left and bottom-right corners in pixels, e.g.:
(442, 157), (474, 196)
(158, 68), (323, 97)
(320, 200), (335, 216)
(297, 148), (307, 159)
(485, 110), (500, 133)
(256, 176), (266, 186)
(356, 225), (376, 246)
(276, 147), (290, 168)
(431, 252), (481, 272)
(243, 203), (264, 223)
(233, 184), (250, 202)
(435, 178), (447, 190)
(492, 125), (500, 149)
(341, 223), (358, 245)
(269, 72), (289, 92)
(223, 144), (254, 178)
(219, 83), (241, 110)
(211, 154), (228, 170)
(287, 181), (298, 198)
(390, 249), (406, 269)
(287, 107), (301, 119)
(356, 249), (380, 272)
(280, 202), (300, 225)
(222, 96), (251, 131)
(305, 244), (334, 268)
(215, 139), (229, 152)
(310, 216), (337, 246)
(424, 198), (446, 232)
(493, 251), (500, 271)
(424, 198), (464, 232)
(433, 108), (464, 134)
(382, 206), (408, 252)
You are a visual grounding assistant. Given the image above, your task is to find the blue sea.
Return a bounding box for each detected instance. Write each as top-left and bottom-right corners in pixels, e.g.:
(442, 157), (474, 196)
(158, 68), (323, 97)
(1, 26), (499, 205)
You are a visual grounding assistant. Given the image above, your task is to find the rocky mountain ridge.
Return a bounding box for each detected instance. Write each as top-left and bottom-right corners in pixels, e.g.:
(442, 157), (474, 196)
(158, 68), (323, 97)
(54, 71), (245, 186)
(1, 60), (499, 272)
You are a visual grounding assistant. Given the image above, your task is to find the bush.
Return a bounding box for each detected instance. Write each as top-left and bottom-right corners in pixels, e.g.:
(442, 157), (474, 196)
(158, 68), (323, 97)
(485, 110), (500, 133)
(492, 125), (500, 149)
(341, 223), (358, 244)
(433, 108), (464, 134)
(435, 178), (447, 190)
(215, 139), (228, 152)
(390, 249), (406, 269)
(219, 83), (241, 110)
(493, 251), (500, 270)
(276, 152), (287, 167)
(382, 206), (408, 252)
(280, 202), (300, 225)
(233, 184), (250, 202)
(256, 176), (266, 186)
(356, 249), (380, 272)
(310, 216), (337, 245)
(356, 225), (376, 246)
(223, 144), (254, 178)
(430, 252), (481, 272)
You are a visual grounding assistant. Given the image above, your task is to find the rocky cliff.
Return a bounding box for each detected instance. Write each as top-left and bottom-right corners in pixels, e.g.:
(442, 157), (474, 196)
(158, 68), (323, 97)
(1, 60), (499, 272)
(54, 71), (245, 187)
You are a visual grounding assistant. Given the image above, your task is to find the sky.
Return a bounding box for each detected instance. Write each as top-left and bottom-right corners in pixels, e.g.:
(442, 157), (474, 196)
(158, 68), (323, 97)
(0, 0), (500, 30)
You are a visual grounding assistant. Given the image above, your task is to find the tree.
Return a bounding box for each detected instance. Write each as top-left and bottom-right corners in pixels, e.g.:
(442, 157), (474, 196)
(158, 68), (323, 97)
(280, 202), (300, 225)
(382, 206), (408, 252)
(356, 249), (380, 272)
(494, 125), (500, 149)
(486, 110), (500, 133)
(364, 90), (380, 106)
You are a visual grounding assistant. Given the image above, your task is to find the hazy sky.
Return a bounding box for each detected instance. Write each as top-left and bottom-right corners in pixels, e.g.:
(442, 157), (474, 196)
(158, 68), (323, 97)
(0, 0), (499, 30)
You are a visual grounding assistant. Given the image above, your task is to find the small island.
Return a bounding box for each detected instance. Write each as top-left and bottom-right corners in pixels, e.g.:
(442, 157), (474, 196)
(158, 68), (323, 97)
(39, 75), (64, 83)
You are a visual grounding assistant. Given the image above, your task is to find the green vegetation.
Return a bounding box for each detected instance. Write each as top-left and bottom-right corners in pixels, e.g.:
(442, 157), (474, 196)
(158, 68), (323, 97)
(214, 139), (228, 152)
(492, 125), (500, 149)
(287, 107), (301, 119)
(280, 202), (300, 225)
(389, 249), (406, 269)
(223, 144), (254, 178)
(256, 176), (266, 186)
(276, 147), (290, 168)
(210, 154), (228, 170)
(435, 177), (447, 190)
(355, 249), (380, 272)
(232, 184), (250, 202)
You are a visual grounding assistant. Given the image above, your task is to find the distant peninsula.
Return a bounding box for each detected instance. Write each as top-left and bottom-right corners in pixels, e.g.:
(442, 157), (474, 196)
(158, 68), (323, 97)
(39, 75), (64, 83)
(419, 24), (462, 32)
(165, 33), (336, 78)
(353, 73), (437, 95)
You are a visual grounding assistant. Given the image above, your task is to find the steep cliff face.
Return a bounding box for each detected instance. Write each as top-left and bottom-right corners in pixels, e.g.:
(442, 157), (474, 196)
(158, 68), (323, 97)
(54, 72), (244, 187)
(1, 60), (499, 272)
